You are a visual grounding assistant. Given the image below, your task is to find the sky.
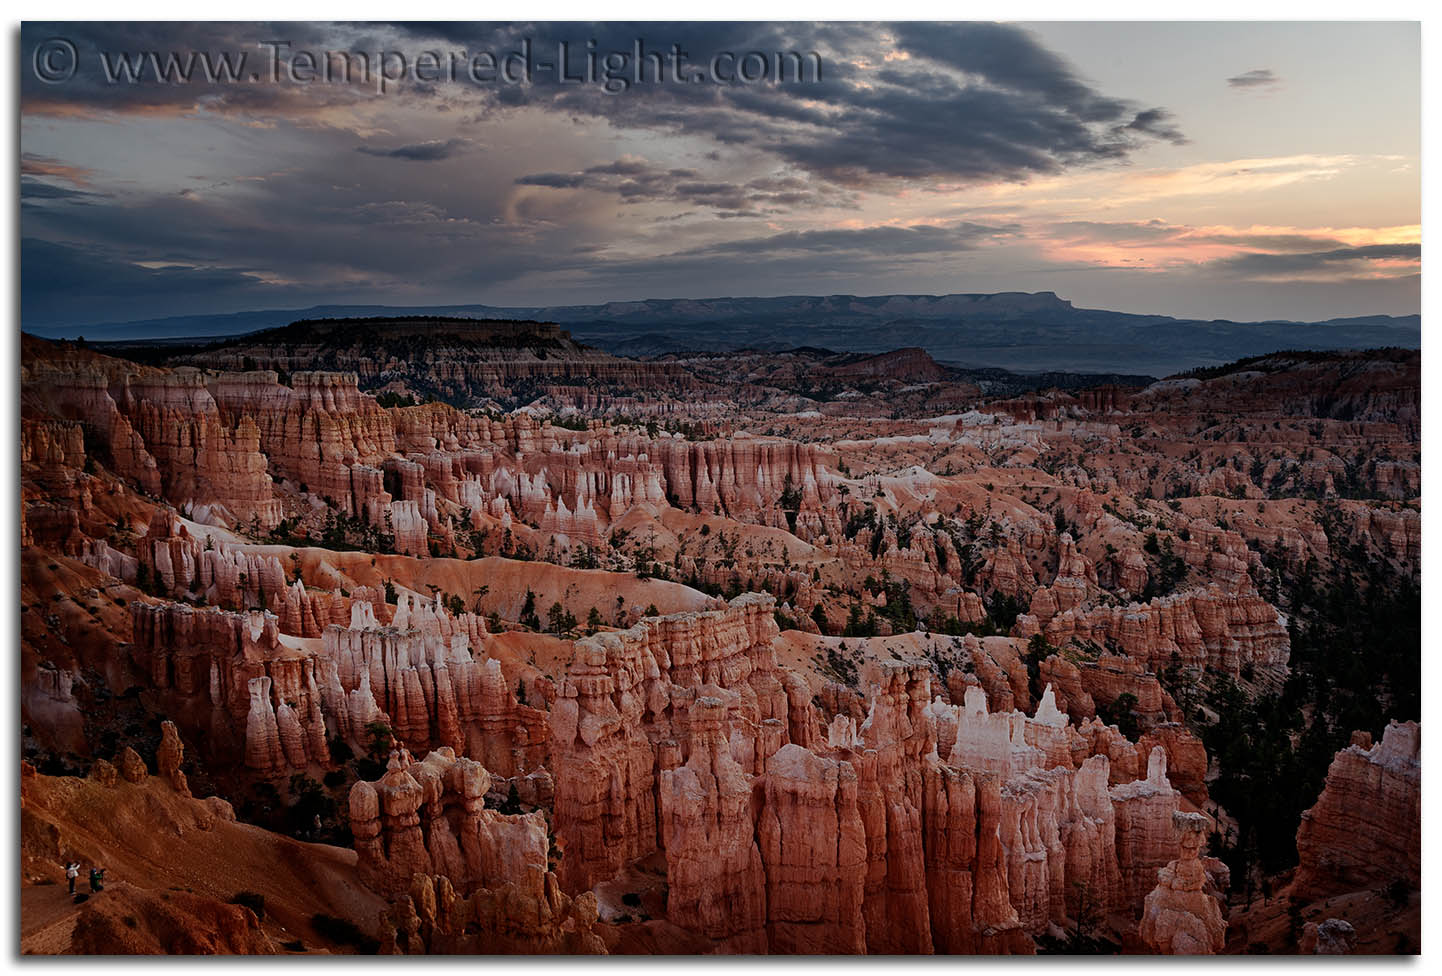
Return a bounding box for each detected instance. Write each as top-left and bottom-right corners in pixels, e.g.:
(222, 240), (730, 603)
(20, 21), (1420, 328)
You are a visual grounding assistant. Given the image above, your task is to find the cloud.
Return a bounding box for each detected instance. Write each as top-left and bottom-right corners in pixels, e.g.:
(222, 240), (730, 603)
(18, 22), (1416, 326)
(24, 21), (1186, 188)
(21, 154), (94, 187)
(1092, 154), (1360, 207)
(356, 137), (469, 161)
(16, 157), (616, 327)
(19, 154), (105, 206)
(20, 178), (102, 204)
(21, 237), (288, 324)
(1207, 244), (1419, 280)
(21, 22), (375, 122)
(577, 221), (1020, 286)
(516, 156), (855, 214)
(692, 222), (1011, 257)
(1049, 219), (1353, 252)
(1227, 69), (1281, 90)
(1035, 218), (1421, 278)
(1118, 107), (1186, 144)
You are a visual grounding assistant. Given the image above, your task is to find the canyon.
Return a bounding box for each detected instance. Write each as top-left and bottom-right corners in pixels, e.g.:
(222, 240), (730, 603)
(19, 323), (1419, 954)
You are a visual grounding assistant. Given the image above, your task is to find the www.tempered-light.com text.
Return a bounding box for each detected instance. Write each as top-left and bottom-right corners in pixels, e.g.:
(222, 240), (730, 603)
(32, 38), (825, 93)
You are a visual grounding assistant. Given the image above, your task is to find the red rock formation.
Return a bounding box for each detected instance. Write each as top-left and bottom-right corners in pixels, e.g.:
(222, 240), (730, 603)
(22, 335), (1417, 955)
(348, 748), (548, 899)
(548, 594), (800, 895)
(1036, 583), (1288, 677)
(969, 773), (1035, 953)
(395, 409), (835, 547)
(543, 597), (1202, 953)
(850, 663), (934, 953)
(128, 602), (332, 775)
(384, 873), (608, 954)
(22, 663), (86, 756)
(1109, 747), (1180, 911)
(189, 318), (698, 410)
(998, 755), (1122, 936)
(123, 371), (284, 531)
(138, 517), (357, 630)
(982, 537), (1038, 598)
(127, 586), (553, 783)
(118, 747), (148, 783)
(325, 594), (543, 771)
(243, 676), (287, 775)
(757, 743), (867, 953)
(1139, 811), (1226, 954)
(1136, 724), (1208, 805)
(89, 758), (118, 787)
(918, 760), (981, 952)
(1292, 720), (1420, 899)
(547, 633), (660, 894)
(1074, 652), (1179, 727)
(1299, 918), (1357, 954)
(210, 370), (395, 508)
(156, 720), (191, 797)
(22, 350), (164, 496)
(22, 350), (284, 531)
(660, 697), (768, 952)
(1037, 654), (1096, 721)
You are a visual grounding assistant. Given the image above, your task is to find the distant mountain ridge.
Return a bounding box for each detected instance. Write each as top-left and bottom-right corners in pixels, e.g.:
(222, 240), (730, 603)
(30, 291), (1419, 377)
(138, 315), (696, 410)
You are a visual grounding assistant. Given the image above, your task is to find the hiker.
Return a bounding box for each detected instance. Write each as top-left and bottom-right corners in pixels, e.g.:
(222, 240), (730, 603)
(65, 862), (80, 894)
(89, 867), (105, 893)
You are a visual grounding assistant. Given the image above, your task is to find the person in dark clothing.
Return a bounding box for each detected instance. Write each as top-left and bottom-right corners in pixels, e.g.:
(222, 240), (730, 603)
(88, 867), (105, 893)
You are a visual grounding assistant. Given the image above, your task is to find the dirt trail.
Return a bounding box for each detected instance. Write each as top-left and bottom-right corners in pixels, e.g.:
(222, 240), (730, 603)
(21, 771), (385, 954)
(20, 882), (85, 954)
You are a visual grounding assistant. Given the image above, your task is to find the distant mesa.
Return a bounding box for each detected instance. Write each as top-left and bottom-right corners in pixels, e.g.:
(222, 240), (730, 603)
(127, 314), (700, 411)
(25, 291), (1420, 378)
(239, 315), (569, 345)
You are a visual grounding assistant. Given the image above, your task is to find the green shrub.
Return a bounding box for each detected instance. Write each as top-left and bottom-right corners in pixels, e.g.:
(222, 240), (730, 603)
(230, 891), (266, 919)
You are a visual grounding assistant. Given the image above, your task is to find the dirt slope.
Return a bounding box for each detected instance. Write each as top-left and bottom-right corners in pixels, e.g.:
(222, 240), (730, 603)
(21, 769), (385, 954)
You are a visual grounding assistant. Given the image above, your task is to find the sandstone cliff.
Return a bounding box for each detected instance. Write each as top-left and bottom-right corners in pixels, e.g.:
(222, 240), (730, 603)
(1292, 721), (1420, 899)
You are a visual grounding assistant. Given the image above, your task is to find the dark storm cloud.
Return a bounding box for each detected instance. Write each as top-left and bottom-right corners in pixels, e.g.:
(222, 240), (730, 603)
(516, 172), (589, 189)
(21, 21), (367, 119)
(882, 21), (1116, 112)
(21, 237), (290, 325)
(1209, 244), (1420, 277)
(356, 138), (470, 160)
(1227, 69), (1280, 89)
(17, 163), (606, 327)
(25, 21), (1186, 187)
(506, 20), (1192, 185)
(516, 158), (855, 213)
